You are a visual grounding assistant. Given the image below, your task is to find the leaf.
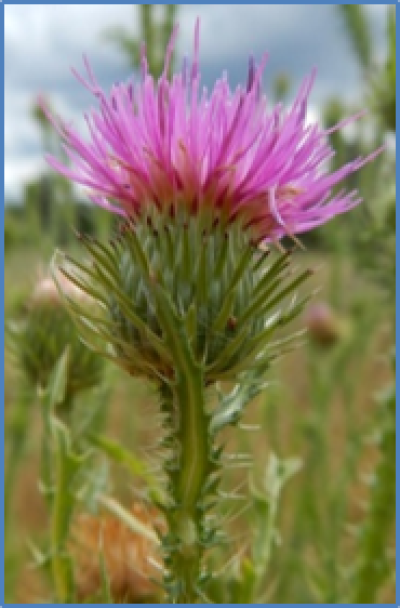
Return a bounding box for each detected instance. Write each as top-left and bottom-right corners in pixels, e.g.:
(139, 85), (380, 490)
(210, 377), (268, 435)
(50, 419), (87, 602)
(88, 432), (157, 488)
(251, 452), (302, 581)
(41, 348), (71, 500)
(98, 495), (159, 544)
(48, 347), (70, 411)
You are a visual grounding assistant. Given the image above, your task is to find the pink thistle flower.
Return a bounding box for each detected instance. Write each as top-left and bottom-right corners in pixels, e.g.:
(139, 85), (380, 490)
(44, 19), (382, 241)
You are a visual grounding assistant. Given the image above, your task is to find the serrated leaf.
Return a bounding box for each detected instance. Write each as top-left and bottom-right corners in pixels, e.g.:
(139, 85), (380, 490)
(251, 452), (302, 581)
(210, 381), (267, 435)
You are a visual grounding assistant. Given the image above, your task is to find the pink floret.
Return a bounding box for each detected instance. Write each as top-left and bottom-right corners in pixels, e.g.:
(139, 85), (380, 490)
(44, 19), (383, 241)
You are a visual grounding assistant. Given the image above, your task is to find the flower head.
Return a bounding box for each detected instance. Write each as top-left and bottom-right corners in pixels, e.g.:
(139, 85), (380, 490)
(71, 503), (163, 603)
(9, 266), (103, 398)
(45, 20), (381, 242)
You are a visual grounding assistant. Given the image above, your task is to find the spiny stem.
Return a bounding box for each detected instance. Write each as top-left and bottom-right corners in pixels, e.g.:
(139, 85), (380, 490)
(175, 369), (208, 510)
(160, 366), (211, 603)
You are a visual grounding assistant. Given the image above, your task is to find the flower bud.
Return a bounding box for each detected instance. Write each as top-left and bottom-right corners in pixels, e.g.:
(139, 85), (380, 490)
(59, 213), (310, 384)
(11, 268), (103, 400)
(305, 302), (343, 347)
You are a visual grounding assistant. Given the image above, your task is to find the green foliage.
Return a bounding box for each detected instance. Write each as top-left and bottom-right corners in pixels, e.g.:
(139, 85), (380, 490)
(39, 350), (80, 602)
(372, 7), (396, 131)
(339, 5), (372, 70)
(310, 6), (395, 265)
(352, 352), (396, 602)
(38, 348), (113, 603)
(53, 208), (311, 602)
(251, 454), (302, 585)
(204, 453), (302, 604)
(88, 432), (157, 487)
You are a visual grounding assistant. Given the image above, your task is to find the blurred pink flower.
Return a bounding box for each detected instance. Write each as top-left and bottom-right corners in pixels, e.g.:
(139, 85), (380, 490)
(45, 20), (382, 241)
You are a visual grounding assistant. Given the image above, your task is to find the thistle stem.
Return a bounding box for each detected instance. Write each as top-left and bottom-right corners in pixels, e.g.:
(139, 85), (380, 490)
(161, 366), (211, 603)
(51, 429), (73, 603)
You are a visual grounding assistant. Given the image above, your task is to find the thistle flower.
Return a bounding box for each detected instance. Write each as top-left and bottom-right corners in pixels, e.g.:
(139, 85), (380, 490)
(71, 503), (163, 603)
(45, 20), (381, 242)
(45, 20), (381, 603)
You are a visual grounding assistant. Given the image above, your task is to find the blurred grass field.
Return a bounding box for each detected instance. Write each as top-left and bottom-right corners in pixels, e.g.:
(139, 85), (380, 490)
(4, 239), (395, 603)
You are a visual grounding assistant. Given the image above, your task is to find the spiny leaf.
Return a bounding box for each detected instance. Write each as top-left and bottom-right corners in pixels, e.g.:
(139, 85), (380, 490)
(210, 380), (267, 435)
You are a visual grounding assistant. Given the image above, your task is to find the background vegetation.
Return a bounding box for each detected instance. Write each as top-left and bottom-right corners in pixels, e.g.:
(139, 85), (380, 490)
(4, 5), (395, 603)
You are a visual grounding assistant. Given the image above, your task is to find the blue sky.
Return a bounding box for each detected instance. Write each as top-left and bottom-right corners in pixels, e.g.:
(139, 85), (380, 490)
(5, 4), (388, 201)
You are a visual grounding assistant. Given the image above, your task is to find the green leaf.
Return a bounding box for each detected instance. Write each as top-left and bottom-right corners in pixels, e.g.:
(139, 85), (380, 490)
(210, 379), (268, 435)
(98, 495), (159, 544)
(48, 347), (70, 410)
(51, 419), (87, 602)
(88, 432), (157, 488)
(41, 348), (71, 500)
(251, 453), (302, 582)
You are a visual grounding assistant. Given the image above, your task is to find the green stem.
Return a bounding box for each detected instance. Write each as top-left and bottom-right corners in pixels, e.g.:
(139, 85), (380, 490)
(161, 366), (212, 603)
(51, 423), (76, 603)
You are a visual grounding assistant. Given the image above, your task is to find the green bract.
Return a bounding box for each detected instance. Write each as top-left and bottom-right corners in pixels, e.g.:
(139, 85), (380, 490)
(57, 209), (311, 385)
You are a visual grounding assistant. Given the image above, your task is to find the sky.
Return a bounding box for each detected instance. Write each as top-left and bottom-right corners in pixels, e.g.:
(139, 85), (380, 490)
(4, 4), (388, 201)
